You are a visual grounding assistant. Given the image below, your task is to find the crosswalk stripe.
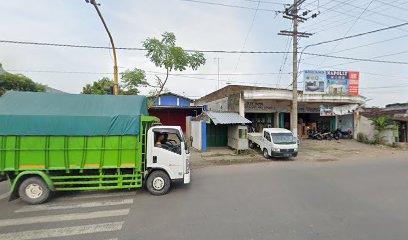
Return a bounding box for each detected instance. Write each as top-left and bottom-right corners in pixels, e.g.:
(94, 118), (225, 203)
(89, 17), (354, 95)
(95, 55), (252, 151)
(15, 199), (133, 213)
(0, 192), (9, 200)
(0, 221), (124, 240)
(0, 209), (129, 227)
(70, 191), (135, 200)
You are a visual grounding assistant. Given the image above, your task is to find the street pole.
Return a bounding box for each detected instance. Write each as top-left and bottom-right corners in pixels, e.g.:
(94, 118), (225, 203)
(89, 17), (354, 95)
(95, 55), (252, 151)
(278, 0), (312, 136)
(292, 0), (298, 137)
(86, 0), (119, 95)
(214, 57), (222, 89)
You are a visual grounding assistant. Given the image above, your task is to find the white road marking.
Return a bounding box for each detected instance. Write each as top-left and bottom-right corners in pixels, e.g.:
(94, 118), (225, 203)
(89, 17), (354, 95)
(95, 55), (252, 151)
(0, 209), (130, 227)
(0, 221), (124, 240)
(15, 199), (133, 213)
(0, 192), (9, 200)
(70, 191), (135, 200)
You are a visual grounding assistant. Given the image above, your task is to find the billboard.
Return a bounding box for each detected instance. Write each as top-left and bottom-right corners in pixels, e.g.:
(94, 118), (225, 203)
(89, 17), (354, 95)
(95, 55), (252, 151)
(304, 70), (359, 96)
(303, 70), (326, 94)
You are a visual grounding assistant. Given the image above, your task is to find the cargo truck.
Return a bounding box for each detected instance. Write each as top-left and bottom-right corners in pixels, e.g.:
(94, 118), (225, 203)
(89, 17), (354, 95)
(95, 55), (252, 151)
(248, 128), (298, 158)
(0, 92), (191, 204)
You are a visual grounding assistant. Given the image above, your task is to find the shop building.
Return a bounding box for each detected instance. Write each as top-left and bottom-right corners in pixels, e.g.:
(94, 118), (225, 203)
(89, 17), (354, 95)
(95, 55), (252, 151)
(148, 92), (202, 132)
(194, 85), (366, 138)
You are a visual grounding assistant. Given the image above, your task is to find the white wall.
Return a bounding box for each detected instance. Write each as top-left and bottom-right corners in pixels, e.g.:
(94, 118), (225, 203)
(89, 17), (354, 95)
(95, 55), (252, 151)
(354, 114), (396, 145)
(205, 97), (228, 112)
(191, 121), (202, 151)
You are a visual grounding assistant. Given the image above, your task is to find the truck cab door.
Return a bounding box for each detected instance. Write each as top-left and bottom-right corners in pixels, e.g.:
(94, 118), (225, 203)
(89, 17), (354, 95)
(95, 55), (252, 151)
(149, 128), (185, 180)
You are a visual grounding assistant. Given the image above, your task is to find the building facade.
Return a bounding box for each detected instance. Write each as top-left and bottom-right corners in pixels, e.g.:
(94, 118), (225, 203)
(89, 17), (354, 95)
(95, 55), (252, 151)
(195, 85), (366, 138)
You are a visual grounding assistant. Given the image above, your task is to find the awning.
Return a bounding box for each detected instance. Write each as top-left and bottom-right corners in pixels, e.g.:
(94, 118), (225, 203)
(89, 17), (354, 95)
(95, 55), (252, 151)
(205, 111), (251, 125)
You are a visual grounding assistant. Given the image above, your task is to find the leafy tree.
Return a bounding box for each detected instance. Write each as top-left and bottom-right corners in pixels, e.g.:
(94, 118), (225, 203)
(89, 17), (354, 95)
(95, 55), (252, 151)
(82, 68), (149, 95)
(82, 77), (116, 95)
(120, 68), (149, 95)
(0, 72), (45, 96)
(142, 32), (206, 103)
(371, 116), (396, 143)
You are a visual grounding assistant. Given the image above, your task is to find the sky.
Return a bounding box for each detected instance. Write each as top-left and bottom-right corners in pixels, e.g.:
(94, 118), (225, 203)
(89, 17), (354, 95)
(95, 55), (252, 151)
(1, 0), (407, 107)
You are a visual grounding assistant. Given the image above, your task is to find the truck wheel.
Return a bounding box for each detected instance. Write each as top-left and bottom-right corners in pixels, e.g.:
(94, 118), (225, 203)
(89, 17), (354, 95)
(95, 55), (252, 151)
(18, 177), (50, 204)
(146, 170), (171, 196)
(263, 149), (270, 159)
(249, 141), (255, 149)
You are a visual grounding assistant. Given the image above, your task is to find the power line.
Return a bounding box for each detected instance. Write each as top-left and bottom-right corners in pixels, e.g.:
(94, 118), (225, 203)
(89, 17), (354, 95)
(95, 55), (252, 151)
(3, 36), (408, 65)
(301, 22), (408, 49)
(315, 0), (375, 67)
(178, 0), (281, 12)
(233, 0), (261, 77)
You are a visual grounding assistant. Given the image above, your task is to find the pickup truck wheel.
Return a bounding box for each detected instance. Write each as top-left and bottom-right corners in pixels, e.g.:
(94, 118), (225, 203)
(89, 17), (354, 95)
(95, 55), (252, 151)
(263, 149), (270, 159)
(249, 141), (255, 149)
(146, 170), (171, 196)
(18, 177), (50, 204)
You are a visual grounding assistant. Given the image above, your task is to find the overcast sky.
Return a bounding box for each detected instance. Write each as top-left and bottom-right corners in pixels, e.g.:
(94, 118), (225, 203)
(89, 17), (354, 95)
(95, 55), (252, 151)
(1, 0), (407, 106)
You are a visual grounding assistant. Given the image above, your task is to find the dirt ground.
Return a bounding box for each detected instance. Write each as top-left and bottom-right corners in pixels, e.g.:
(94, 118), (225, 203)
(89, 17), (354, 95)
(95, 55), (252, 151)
(190, 139), (408, 168)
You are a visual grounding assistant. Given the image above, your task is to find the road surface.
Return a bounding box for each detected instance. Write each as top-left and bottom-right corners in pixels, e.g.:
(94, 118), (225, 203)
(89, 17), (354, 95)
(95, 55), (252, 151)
(0, 156), (407, 240)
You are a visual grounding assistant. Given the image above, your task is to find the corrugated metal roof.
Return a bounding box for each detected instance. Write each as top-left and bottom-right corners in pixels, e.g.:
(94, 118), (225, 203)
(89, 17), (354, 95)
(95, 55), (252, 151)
(205, 111), (251, 125)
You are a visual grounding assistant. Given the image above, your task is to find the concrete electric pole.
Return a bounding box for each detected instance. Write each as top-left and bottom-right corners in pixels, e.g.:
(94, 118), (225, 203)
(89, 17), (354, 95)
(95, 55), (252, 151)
(86, 0), (119, 95)
(278, 0), (312, 137)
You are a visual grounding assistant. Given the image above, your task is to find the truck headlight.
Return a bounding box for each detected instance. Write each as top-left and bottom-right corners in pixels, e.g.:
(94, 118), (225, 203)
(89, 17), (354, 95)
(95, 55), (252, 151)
(272, 148), (280, 152)
(186, 160), (190, 174)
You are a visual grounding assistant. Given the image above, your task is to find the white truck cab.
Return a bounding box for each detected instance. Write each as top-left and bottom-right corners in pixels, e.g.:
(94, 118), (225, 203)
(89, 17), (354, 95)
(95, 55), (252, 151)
(145, 126), (190, 195)
(248, 128), (298, 159)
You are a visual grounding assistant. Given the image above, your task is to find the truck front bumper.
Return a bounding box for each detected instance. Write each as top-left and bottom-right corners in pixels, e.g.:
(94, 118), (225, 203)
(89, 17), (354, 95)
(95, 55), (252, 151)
(184, 171), (191, 184)
(271, 151), (298, 158)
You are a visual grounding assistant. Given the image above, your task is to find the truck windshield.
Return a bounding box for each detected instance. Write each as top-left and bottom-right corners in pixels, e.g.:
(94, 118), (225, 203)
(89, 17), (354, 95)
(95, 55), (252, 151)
(271, 133), (296, 144)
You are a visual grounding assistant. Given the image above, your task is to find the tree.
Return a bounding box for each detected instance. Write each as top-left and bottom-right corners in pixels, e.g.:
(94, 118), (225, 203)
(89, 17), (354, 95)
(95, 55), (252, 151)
(371, 116), (396, 143)
(0, 72), (45, 96)
(82, 68), (149, 95)
(120, 68), (149, 95)
(142, 32), (206, 103)
(82, 77), (116, 95)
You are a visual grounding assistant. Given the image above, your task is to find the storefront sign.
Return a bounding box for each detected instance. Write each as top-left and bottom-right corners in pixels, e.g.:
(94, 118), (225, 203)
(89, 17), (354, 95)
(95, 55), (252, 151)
(320, 105), (336, 116)
(303, 70), (326, 94)
(348, 71), (359, 96)
(245, 101), (289, 113)
(304, 70), (360, 96)
(326, 71), (349, 95)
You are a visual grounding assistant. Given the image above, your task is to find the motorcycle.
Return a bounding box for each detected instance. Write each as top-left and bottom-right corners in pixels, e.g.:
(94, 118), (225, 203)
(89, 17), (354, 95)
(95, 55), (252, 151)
(333, 128), (353, 139)
(308, 130), (323, 140)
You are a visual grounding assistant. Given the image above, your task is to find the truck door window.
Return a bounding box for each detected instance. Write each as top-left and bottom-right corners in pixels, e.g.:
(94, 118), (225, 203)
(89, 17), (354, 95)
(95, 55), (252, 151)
(264, 132), (271, 142)
(154, 131), (182, 155)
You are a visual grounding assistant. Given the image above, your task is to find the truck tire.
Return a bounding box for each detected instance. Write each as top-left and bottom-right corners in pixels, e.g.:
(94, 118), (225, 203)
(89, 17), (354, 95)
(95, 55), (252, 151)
(263, 149), (270, 159)
(146, 170), (171, 196)
(18, 176), (50, 204)
(249, 141), (255, 149)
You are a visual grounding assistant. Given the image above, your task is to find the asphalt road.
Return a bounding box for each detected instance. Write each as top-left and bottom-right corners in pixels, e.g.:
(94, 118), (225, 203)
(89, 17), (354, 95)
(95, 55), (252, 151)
(1, 156), (408, 240)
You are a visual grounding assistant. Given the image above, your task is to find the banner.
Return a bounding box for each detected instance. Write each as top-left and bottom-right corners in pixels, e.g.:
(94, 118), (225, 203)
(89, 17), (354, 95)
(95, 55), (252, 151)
(348, 71), (360, 96)
(326, 71), (349, 95)
(304, 70), (359, 96)
(320, 105), (336, 116)
(303, 70), (326, 94)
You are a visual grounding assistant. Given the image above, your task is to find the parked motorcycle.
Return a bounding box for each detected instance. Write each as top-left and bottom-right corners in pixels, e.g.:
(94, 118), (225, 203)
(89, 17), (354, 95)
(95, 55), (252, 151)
(333, 128), (353, 139)
(308, 130), (323, 140)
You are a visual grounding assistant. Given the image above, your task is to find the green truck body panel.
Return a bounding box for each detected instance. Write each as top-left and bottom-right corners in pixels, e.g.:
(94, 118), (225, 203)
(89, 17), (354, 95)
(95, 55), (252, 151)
(0, 95), (160, 193)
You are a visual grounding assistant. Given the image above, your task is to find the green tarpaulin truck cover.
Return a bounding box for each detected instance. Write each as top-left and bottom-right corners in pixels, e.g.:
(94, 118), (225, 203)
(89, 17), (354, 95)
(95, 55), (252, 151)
(0, 91), (149, 136)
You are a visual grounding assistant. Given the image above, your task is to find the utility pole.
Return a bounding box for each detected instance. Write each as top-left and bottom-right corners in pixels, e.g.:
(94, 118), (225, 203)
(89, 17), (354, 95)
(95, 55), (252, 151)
(86, 0), (119, 95)
(278, 0), (312, 137)
(214, 57), (222, 89)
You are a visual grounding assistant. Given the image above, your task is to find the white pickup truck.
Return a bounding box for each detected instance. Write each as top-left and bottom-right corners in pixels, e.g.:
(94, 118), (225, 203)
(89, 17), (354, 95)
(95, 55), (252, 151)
(248, 128), (298, 159)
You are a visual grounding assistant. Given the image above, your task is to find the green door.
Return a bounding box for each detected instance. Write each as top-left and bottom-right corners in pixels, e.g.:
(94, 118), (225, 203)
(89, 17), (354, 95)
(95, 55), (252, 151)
(206, 124), (228, 147)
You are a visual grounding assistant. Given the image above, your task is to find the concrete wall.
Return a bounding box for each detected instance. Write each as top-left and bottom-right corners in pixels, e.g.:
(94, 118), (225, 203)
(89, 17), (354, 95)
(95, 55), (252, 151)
(191, 121), (202, 151)
(203, 97), (228, 112)
(354, 114), (396, 145)
(338, 114), (353, 132)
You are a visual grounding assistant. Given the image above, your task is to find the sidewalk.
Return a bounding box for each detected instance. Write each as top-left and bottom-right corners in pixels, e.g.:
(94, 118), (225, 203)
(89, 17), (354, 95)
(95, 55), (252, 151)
(190, 139), (408, 168)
